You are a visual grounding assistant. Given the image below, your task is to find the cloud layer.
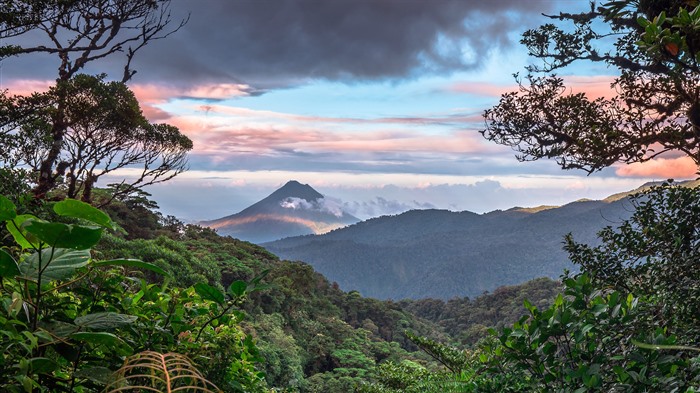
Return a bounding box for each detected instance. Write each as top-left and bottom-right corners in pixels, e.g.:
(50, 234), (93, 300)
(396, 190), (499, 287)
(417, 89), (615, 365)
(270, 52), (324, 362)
(2, 0), (554, 89)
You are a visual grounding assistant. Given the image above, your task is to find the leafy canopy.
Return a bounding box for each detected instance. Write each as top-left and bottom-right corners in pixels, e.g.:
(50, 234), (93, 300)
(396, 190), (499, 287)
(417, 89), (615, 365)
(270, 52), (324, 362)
(483, 0), (700, 173)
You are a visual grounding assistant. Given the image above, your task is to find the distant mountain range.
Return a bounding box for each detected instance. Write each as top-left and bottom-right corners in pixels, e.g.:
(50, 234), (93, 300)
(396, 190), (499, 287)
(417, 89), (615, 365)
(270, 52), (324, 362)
(201, 180), (359, 244)
(264, 180), (698, 300)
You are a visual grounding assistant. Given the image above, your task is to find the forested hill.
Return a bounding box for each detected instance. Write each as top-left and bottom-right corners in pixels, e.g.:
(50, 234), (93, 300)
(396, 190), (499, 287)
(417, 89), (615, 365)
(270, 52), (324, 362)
(264, 197), (634, 300)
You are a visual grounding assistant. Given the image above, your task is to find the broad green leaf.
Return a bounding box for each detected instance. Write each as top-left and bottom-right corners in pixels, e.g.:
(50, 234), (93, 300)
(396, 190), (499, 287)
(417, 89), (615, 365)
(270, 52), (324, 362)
(6, 215), (40, 249)
(0, 249), (20, 277)
(93, 259), (168, 276)
(195, 282), (225, 305)
(28, 357), (58, 373)
(70, 332), (133, 356)
(228, 280), (247, 298)
(0, 195), (16, 221)
(41, 321), (79, 339)
(74, 312), (137, 330)
(19, 248), (91, 281)
(25, 221), (102, 250)
(71, 331), (124, 347)
(54, 199), (115, 230)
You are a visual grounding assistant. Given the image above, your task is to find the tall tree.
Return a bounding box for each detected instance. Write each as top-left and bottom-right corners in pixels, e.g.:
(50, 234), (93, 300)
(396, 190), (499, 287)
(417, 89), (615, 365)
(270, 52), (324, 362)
(0, 0), (187, 199)
(2, 74), (192, 202)
(482, 0), (700, 174)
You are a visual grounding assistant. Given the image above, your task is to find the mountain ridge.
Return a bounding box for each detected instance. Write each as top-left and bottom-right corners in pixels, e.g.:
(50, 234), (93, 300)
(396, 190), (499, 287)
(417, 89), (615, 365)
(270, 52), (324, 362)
(264, 181), (698, 300)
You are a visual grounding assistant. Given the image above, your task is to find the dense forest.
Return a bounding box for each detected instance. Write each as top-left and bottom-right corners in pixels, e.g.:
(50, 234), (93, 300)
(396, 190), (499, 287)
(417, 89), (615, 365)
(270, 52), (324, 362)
(2, 0), (700, 391)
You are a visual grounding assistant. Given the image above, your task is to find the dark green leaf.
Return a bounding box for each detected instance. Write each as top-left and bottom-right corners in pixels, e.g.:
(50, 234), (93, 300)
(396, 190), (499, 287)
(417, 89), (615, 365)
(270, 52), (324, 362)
(70, 331), (123, 347)
(93, 259), (168, 276)
(25, 221), (102, 250)
(0, 195), (16, 221)
(28, 357), (58, 373)
(74, 312), (137, 330)
(228, 280), (247, 298)
(41, 321), (79, 339)
(54, 199), (115, 229)
(195, 282), (225, 305)
(70, 332), (133, 356)
(0, 249), (19, 278)
(20, 248), (91, 281)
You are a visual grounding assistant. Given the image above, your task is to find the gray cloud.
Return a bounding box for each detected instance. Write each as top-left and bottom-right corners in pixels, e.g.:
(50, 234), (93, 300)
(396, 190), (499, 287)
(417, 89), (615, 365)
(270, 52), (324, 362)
(137, 0), (554, 86)
(3, 0), (552, 89)
(1, 0), (555, 89)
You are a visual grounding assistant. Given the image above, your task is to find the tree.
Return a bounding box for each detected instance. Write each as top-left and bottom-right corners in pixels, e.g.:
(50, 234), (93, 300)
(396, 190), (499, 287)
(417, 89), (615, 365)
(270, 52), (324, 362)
(482, 0), (700, 173)
(1, 74), (192, 203)
(0, 0), (187, 199)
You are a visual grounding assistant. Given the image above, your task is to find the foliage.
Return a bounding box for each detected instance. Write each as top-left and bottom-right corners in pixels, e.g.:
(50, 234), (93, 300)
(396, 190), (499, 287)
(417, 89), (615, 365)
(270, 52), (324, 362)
(566, 182), (700, 341)
(483, 0), (700, 172)
(0, 195), (269, 392)
(478, 272), (699, 392)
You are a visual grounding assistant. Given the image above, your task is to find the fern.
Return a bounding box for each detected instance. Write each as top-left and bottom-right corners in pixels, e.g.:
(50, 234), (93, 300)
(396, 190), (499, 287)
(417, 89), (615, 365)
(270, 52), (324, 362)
(104, 351), (222, 393)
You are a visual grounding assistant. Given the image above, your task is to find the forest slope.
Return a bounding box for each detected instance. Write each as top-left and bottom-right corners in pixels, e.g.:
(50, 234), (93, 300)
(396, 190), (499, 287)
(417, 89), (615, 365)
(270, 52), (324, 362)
(265, 198), (633, 299)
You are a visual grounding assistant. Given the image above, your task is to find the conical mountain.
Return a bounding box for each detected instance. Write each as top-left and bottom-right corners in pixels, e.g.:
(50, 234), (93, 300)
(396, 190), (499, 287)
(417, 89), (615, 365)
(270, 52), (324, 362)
(202, 180), (359, 244)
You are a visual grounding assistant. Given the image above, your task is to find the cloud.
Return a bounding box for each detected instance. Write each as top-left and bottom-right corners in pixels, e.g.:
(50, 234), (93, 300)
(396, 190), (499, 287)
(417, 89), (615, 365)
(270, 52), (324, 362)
(126, 0), (555, 87)
(342, 197), (437, 218)
(2, 79), (52, 95)
(446, 75), (617, 99)
(615, 156), (698, 178)
(280, 197), (344, 217)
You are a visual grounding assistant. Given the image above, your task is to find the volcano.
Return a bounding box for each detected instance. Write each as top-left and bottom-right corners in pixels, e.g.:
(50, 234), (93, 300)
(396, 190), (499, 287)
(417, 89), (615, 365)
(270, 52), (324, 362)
(201, 180), (359, 243)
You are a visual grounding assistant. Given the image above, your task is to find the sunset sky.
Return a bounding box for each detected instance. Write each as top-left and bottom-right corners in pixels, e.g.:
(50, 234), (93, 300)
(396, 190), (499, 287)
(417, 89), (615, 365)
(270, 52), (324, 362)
(3, 0), (695, 221)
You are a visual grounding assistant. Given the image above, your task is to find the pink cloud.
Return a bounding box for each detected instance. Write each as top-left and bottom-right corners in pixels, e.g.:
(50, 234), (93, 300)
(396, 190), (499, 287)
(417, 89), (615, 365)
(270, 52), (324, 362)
(131, 83), (254, 121)
(562, 75), (617, 100)
(447, 75), (617, 100)
(3, 79), (53, 95)
(187, 122), (491, 157)
(447, 82), (513, 97)
(194, 103), (476, 127)
(616, 156), (698, 178)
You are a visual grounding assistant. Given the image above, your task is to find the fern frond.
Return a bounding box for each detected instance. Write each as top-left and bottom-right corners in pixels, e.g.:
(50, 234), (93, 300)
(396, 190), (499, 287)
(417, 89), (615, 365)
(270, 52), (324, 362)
(103, 351), (222, 393)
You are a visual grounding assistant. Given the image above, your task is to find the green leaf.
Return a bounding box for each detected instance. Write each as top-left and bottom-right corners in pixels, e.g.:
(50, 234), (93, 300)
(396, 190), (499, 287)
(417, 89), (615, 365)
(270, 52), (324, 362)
(6, 215), (40, 249)
(0, 249), (20, 278)
(28, 357), (58, 374)
(0, 195), (16, 221)
(195, 282), (225, 305)
(228, 280), (247, 298)
(54, 199), (115, 229)
(41, 321), (79, 339)
(25, 221), (102, 250)
(20, 248), (91, 281)
(74, 312), (137, 330)
(93, 259), (168, 276)
(70, 332), (133, 356)
(71, 331), (123, 347)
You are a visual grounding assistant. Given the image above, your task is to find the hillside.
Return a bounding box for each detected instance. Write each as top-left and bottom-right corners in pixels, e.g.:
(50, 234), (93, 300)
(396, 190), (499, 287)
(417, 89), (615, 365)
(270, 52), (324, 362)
(264, 197), (634, 300)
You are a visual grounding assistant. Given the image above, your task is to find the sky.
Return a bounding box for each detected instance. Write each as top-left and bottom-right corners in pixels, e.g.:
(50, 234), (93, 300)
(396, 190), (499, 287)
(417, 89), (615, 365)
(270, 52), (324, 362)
(3, 0), (696, 221)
